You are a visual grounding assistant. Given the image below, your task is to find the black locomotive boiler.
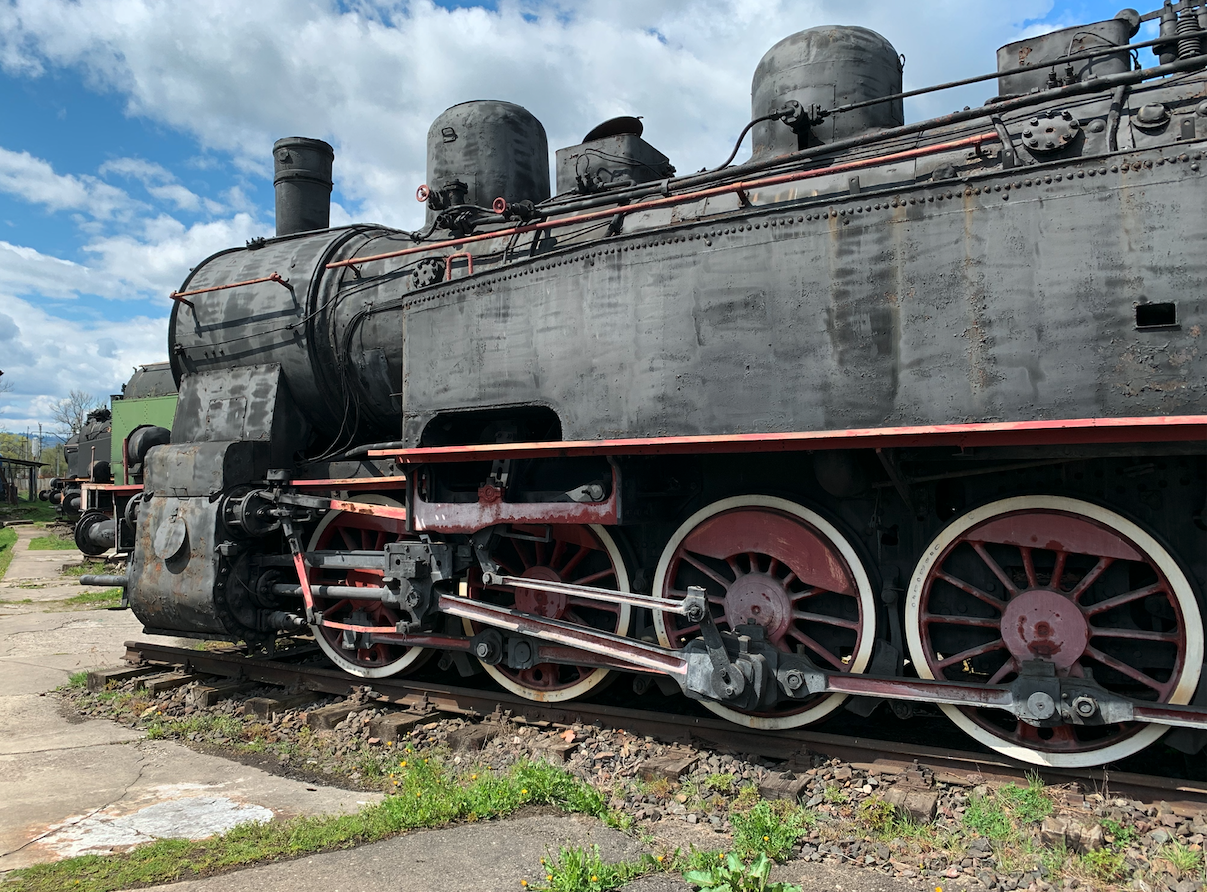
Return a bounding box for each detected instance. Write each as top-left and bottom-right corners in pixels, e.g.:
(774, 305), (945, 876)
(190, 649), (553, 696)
(96, 3), (1207, 769)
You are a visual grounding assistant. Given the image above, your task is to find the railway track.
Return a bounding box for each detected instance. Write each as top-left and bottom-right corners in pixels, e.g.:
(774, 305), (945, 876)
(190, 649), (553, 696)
(121, 638), (1207, 807)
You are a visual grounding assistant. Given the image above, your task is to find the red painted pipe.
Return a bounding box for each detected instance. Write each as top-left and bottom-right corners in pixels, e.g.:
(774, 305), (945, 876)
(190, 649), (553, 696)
(326, 131), (1001, 271)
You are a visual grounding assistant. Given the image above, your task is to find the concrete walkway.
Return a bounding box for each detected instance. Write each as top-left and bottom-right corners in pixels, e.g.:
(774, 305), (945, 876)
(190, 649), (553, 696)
(0, 532), (380, 873)
(1, 524), (87, 590)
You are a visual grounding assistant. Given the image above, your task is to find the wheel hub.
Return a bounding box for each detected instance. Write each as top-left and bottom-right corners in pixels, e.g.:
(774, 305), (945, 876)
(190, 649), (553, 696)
(724, 572), (792, 641)
(1000, 589), (1089, 670)
(514, 565), (568, 619)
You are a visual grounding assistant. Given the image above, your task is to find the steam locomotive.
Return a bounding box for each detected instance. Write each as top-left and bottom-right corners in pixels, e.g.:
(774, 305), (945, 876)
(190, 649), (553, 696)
(42, 363), (176, 530)
(92, 3), (1207, 768)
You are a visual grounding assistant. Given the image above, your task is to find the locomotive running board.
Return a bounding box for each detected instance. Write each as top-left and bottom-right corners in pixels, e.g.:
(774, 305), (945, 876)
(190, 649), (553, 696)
(369, 415), (1207, 463)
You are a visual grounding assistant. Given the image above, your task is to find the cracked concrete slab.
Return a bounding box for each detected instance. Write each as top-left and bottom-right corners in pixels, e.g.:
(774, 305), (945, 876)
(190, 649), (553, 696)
(0, 562), (383, 872)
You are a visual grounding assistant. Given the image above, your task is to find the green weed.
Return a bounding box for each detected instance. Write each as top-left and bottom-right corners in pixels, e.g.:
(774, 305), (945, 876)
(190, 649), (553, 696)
(682, 852), (802, 892)
(533, 844), (655, 891)
(1078, 848), (1126, 883)
(1158, 840), (1204, 875)
(705, 773), (736, 793)
(730, 800), (812, 862)
(822, 783), (846, 805)
(67, 671), (89, 688)
(962, 774), (1051, 841)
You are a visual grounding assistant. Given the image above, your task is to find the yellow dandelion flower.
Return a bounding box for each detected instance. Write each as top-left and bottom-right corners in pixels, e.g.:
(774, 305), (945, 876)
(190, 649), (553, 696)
(547, 875), (553, 882)
(400, 760), (407, 767)
(472, 773), (478, 780)
(416, 791), (422, 798)
(763, 835), (770, 841)
(591, 876), (598, 883)
(423, 758), (429, 763)
(540, 859), (546, 865)
(520, 882), (528, 888)
(656, 855), (665, 863)
(386, 740), (393, 746)
(521, 788), (528, 794)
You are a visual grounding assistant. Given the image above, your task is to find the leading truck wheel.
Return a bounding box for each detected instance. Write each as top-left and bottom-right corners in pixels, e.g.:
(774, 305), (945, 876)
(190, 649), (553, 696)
(652, 496), (877, 730)
(463, 524), (632, 703)
(905, 496), (1202, 768)
(306, 495), (428, 678)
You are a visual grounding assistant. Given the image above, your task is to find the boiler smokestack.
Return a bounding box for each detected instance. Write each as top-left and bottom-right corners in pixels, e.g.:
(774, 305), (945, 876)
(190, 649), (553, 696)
(273, 137), (334, 237)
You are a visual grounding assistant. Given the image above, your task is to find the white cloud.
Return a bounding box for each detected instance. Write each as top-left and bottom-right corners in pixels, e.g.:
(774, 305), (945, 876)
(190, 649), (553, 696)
(0, 294), (168, 432)
(83, 211), (263, 295)
(0, 240), (95, 299)
(0, 146), (132, 218)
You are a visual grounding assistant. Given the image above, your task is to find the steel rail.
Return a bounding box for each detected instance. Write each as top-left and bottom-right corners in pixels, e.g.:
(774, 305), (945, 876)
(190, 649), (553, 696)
(120, 639), (1207, 804)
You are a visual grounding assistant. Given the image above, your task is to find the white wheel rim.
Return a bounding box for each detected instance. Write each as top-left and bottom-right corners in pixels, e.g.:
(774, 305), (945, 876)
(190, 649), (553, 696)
(464, 524), (633, 703)
(308, 495), (427, 679)
(905, 495), (1202, 768)
(652, 495), (877, 730)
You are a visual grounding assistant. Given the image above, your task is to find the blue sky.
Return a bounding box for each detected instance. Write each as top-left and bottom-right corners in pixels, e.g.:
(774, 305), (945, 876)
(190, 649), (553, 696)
(0, 0), (1156, 434)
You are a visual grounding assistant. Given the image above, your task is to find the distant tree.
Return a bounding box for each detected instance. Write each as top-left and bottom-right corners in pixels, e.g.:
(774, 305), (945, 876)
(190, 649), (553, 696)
(0, 370), (10, 394)
(51, 390), (103, 437)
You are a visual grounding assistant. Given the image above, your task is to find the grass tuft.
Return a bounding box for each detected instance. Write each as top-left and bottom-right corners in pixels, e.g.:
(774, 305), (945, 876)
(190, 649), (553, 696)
(66, 589), (123, 608)
(0, 526), (17, 579)
(28, 534), (79, 551)
(5, 757), (612, 892)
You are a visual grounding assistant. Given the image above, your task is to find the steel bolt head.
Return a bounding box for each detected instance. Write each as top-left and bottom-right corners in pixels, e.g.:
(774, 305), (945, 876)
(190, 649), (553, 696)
(1073, 696), (1097, 717)
(785, 670), (804, 691)
(475, 641), (492, 659)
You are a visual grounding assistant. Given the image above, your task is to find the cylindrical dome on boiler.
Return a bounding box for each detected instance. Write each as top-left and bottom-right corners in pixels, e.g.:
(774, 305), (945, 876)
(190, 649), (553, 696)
(425, 101), (550, 222)
(751, 26), (903, 159)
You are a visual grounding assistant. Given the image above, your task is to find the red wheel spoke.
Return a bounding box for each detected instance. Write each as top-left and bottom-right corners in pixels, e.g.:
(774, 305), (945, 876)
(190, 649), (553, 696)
(338, 526), (358, 551)
(787, 628), (847, 670)
(935, 638), (1008, 670)
(789, 587), (823, 602)
(767, 558), (780, 577)
(549, 538), (567, 570)
(1090, 627), (1180, 643)
(564, 609), (590, 626)
(922, 612), (1001, 629)
(986, 656), (1020, 685)
(970, 542), (1019, 598)
(572, 568), (616, 587)
(1083, 582), (1165, 617)
(782, 571), (798, 587)
(560, 544), (591, 578)
(1050, 550), (1068, 591)
(1069, 557), (1114, 603)
(791, 610), (860, 630)
(934, 571), (1005, 612)
(1084, 645), (1167, 694)
(512, 539), (534, 570)
(746, 552), (761, 573)
(534, 539), (546, 566)
(1020, 546), (1038, 589)
(681, 551), (732, 589)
